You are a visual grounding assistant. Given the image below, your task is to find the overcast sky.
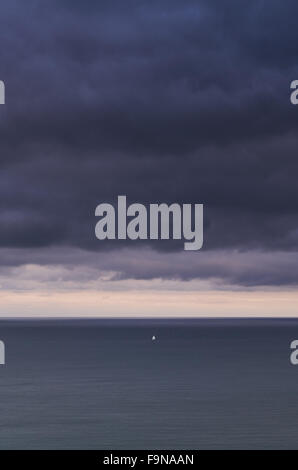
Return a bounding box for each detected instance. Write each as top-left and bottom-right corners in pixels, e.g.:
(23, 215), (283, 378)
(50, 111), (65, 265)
(0, 0), (298, 316)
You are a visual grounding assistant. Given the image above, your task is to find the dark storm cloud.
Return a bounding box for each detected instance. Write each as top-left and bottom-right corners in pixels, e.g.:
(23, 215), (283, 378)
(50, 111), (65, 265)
(0, 0), (298, 286)
(0, 247), (297, 289)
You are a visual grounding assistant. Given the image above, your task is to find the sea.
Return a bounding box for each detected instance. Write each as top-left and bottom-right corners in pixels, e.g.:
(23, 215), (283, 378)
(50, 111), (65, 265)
(0, 318), (297, 449)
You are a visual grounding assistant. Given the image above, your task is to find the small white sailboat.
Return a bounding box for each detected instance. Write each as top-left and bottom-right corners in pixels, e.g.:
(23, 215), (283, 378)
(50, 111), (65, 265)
(152, 335), (156, 341)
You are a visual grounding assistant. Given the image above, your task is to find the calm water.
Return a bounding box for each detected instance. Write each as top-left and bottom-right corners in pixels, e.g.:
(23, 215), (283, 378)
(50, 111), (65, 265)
(0, 318), (297, 449)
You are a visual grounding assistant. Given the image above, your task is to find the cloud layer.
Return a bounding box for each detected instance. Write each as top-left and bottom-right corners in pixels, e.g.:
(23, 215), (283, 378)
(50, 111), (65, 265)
(0, 0), (297, 289)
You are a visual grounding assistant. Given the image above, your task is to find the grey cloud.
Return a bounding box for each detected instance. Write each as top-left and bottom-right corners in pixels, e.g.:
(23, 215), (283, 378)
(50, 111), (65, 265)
(0, 1), (297, 286)
(0, 247), (297, 289)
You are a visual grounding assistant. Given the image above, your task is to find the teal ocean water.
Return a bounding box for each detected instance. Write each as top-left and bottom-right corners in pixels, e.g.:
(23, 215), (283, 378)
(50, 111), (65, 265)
(0, 318), (297, 449)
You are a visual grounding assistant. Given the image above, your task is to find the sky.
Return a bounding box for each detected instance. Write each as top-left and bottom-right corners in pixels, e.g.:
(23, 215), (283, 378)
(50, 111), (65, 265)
(0, 0), (298, 317)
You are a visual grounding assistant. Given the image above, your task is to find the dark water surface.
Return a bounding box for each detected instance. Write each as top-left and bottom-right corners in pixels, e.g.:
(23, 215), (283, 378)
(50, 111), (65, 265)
(0, 318), (297, 449)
